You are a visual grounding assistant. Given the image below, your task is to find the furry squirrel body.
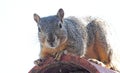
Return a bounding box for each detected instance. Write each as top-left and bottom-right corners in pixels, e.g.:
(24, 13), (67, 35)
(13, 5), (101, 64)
(33, 8), (112, 69)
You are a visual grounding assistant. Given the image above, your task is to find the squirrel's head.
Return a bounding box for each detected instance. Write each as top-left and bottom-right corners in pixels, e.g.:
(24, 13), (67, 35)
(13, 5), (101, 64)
(33, 8), (68, 49)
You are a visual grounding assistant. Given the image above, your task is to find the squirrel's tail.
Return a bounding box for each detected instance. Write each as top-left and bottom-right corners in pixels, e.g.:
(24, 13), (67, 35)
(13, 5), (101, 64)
(86, 18), (112, 66)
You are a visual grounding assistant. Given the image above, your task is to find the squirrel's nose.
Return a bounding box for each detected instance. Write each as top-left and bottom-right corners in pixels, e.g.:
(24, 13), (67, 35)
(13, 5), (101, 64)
(47, 37), (55, 43)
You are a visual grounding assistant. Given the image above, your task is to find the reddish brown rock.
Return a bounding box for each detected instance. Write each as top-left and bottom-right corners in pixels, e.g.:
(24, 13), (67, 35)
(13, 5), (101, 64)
(29, 54), (116, 73)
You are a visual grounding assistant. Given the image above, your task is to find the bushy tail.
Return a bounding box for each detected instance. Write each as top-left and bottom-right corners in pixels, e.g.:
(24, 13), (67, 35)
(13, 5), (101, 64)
(86, 18), (112, 65)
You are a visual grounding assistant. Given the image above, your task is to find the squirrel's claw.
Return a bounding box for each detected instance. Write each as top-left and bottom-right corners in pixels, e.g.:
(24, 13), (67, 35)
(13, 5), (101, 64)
(54, 52), (62, 61)
(54, 50), (68, 61)
(88, 59), (106, 67)
(34, 58), (45, 66)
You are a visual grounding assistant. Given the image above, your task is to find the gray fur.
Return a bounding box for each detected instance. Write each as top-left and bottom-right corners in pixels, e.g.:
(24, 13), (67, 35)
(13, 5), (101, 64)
(87, 19), (111, 55)
(63, 17), (87, 56)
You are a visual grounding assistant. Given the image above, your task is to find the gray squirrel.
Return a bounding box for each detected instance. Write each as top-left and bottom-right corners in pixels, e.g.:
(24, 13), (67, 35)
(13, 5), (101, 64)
(33, 8), (113, 69)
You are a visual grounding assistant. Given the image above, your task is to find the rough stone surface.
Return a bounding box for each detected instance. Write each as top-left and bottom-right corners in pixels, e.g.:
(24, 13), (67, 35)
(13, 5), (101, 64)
(29, 54), (116, 73)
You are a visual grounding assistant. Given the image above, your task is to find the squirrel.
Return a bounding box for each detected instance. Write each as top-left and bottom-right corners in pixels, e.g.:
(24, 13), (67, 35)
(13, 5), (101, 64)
(33, 8), (113, 69)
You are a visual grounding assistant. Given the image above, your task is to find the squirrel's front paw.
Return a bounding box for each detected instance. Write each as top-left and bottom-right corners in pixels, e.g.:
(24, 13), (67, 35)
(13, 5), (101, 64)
(34, 58), (45, 66)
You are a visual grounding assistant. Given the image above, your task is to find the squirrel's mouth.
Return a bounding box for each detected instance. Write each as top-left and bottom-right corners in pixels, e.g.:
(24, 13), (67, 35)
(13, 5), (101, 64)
(49, 42), (56, 48)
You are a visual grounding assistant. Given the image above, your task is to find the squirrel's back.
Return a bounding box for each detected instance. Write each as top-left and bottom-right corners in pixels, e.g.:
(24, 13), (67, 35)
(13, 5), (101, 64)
(63, 17), (87, 56)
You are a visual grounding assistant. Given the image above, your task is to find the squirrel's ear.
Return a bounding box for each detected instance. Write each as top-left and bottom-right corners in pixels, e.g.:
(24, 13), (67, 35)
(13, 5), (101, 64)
(57, 8), (64, 22)
(33, 13), (40, 23)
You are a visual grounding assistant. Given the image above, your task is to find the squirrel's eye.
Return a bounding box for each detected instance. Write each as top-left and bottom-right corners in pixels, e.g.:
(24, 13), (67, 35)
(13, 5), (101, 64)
(38, 27), (41, 32)
(38, 24), (41, 32)
(59, 23), (62, 28)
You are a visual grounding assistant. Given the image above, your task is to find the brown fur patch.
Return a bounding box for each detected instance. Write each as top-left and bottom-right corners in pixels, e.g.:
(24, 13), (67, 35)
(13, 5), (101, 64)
(41, 41), (67, 58)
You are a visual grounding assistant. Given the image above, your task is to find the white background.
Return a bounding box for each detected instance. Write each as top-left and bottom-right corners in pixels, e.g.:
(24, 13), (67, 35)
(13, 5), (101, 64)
(0, 0), (120, 73)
